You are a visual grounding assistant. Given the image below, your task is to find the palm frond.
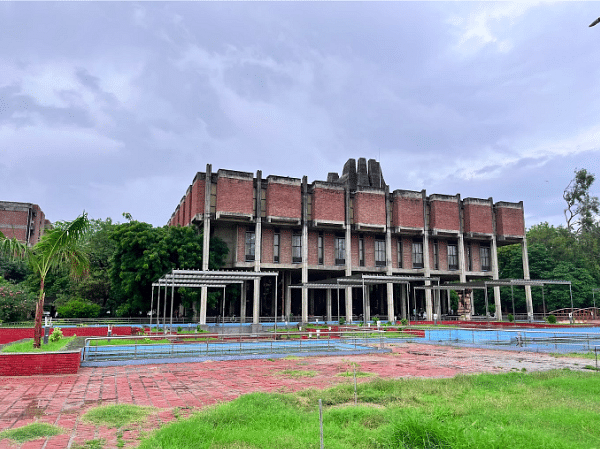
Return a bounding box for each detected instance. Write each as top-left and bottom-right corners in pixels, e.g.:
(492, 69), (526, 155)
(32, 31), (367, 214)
(0, 232), (29, 261)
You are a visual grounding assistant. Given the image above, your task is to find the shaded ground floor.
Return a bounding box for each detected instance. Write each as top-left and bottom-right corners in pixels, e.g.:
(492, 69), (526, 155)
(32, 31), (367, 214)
(0, 344), (591, 449)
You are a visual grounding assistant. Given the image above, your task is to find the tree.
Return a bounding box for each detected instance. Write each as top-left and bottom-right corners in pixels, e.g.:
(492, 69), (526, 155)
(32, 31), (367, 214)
(0, 213), (90, 347)
(564, 168), (599, 234)
(109, 222), (228, 316)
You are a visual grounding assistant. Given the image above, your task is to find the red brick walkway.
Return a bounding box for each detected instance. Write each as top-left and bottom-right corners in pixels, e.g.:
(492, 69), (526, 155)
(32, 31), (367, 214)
(0, 343), (588, 449)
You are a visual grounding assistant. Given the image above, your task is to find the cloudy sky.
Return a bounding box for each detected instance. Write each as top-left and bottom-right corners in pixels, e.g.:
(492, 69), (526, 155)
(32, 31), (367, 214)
(2, 2), (599, 228)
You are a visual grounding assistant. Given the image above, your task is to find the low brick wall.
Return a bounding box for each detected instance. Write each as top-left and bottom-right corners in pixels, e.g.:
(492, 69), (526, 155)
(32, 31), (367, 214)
(0, 328), (33, 344)
(0, 326), (140, 345)
(0, 350), (81, 376)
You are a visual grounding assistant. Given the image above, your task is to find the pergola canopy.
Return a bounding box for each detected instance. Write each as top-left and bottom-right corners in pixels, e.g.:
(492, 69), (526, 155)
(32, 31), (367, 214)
(289, 274), (440, 290)
(153, 269), (278, 289)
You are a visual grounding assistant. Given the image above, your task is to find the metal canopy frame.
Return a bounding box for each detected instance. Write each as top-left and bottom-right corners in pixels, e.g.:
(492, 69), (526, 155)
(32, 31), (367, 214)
(289, 274), (440, 324)
(151, 270), (279, 330)
(414, 278), (573, 321)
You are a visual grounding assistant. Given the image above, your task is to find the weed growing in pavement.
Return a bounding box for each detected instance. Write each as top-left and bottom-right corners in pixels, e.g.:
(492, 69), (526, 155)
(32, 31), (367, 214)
(82, 404), (154, 428)
(0, 423), (63, 443)
(71, 439), (105, 449)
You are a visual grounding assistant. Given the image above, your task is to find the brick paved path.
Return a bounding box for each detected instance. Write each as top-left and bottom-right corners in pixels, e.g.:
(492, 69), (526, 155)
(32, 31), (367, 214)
(0, 343), (590, 449)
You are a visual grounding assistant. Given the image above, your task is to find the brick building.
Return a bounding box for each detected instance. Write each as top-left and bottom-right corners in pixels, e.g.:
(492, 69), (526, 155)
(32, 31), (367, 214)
(168, 158), (531, 325)
(0, 201), (50, 246)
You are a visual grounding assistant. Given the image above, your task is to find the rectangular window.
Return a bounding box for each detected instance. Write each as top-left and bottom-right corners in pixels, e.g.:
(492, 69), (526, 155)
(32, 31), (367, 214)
(433, 240), (439, 270)
(359, 237), (365, 267)
(375, 240), (386, 267)
(292, 233), (302, 263)
(245, 230), (255, 262)
(318, 233), (324, 265)
(467, 244), (473, 271)
(412, 240), (424, 269)
(480, 245), (491, 271)
(335, 237), (345, 265)
(397, 240), (403, 268)
(273, 231), (280, 263)
(447, 242), (458, 270)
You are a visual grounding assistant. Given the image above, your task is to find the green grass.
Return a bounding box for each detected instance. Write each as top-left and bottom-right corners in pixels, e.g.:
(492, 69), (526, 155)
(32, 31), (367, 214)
(82, 404), (154, 428)
(138, 370), (600, 449)
(551, 351), (599, 360)
(88, 338), (171, 346)
(0, 422), (64, 443)
(71, 439), (105, 449)
(278, 369), (317, 378)
(1, 336), (76, 353)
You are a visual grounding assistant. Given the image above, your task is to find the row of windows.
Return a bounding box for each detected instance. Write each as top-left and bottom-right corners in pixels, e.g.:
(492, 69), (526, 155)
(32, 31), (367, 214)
(245, 230), (490, 271)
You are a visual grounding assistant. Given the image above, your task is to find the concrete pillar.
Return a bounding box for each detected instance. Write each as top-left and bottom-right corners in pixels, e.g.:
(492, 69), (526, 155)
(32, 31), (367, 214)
(253, 170), (263, 325)
(253, 278), (260, 324)
(492, 235), (502, 320)
(422, 190), (433, 320)
(200, 164), (212, 325)
(301, 176), (309, 324)
(364, 286), (371, 322)
(326, 289), (332, 322)
(285, 271), (292, 320)
(345, 187), (353, 323)
(385, 187), (394, 322)
(345, 287), (353, 323)
(401, 285), (407, 320)
(240, 281), (247, 324)
(522, 238), (533, 320)
(386, 283), (394, 322)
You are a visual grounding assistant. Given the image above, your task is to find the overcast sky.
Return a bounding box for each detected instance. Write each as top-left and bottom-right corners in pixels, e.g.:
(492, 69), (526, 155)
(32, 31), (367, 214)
(2, 2), (599, 228)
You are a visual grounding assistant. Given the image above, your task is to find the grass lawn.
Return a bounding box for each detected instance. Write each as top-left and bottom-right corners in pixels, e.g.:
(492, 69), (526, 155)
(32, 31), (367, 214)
(139, 369), (600, 449)
(1, 336), (76, 353)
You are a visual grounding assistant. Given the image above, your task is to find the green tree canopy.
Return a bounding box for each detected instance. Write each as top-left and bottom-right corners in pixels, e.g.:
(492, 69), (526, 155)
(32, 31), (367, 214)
(109, 222), (228, 316)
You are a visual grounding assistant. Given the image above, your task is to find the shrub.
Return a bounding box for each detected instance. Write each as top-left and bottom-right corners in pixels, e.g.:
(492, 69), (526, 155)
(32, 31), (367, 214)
(508, 313), (515, 322)
(401, 318), (408, 326)
(177, 326), (183, 333)
(56, 298), (101, 318)
(49, 327), (63, 342)
(0, 282), (36, 322)
(338, 316), (346, 325)
(546, 314), (557, 324)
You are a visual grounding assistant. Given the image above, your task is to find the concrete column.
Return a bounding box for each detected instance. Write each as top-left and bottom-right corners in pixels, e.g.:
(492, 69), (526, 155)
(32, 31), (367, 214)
(253, 170), (263, 325)
(326, 289), (332, 322)
(240, 282), (247, 324)
(253, 278), (260, 324)
(492, 235), (502, 320)
(401, 285), (407, 320)
(422, 190), (433, 321)
(301, 176), (309, 324)
(385, 187), (394, 321)
(364, 286), (371, 322)
(200, 164), (212, 325)
(522, 238), (533, 320)
(285, 271), (292, 320)
(345, 187), (353, 323)
(345, 287), (353, 323)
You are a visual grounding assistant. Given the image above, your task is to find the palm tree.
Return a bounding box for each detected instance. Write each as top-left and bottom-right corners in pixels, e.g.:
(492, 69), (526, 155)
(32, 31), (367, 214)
(0, 213), (90, 347)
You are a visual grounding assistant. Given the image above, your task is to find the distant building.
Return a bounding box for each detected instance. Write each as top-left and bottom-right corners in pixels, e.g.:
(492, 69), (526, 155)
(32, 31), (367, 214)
(0, 201), (50, 246)
(168, 158), (531, 324)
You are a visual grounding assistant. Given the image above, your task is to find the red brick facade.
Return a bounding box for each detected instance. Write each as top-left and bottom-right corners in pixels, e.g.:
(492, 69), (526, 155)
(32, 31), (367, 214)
(429, 195), (460, 232)
(216, 175), (253, 217)
(463, 200), (494, 235)
(495, 203), (525, 238)
(0, 202), (49, 245)
(392, 193), (424, 229)
(312, 185), (345, 224)
(354, 191), (386, 227)
(266, 179), (302, 221)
